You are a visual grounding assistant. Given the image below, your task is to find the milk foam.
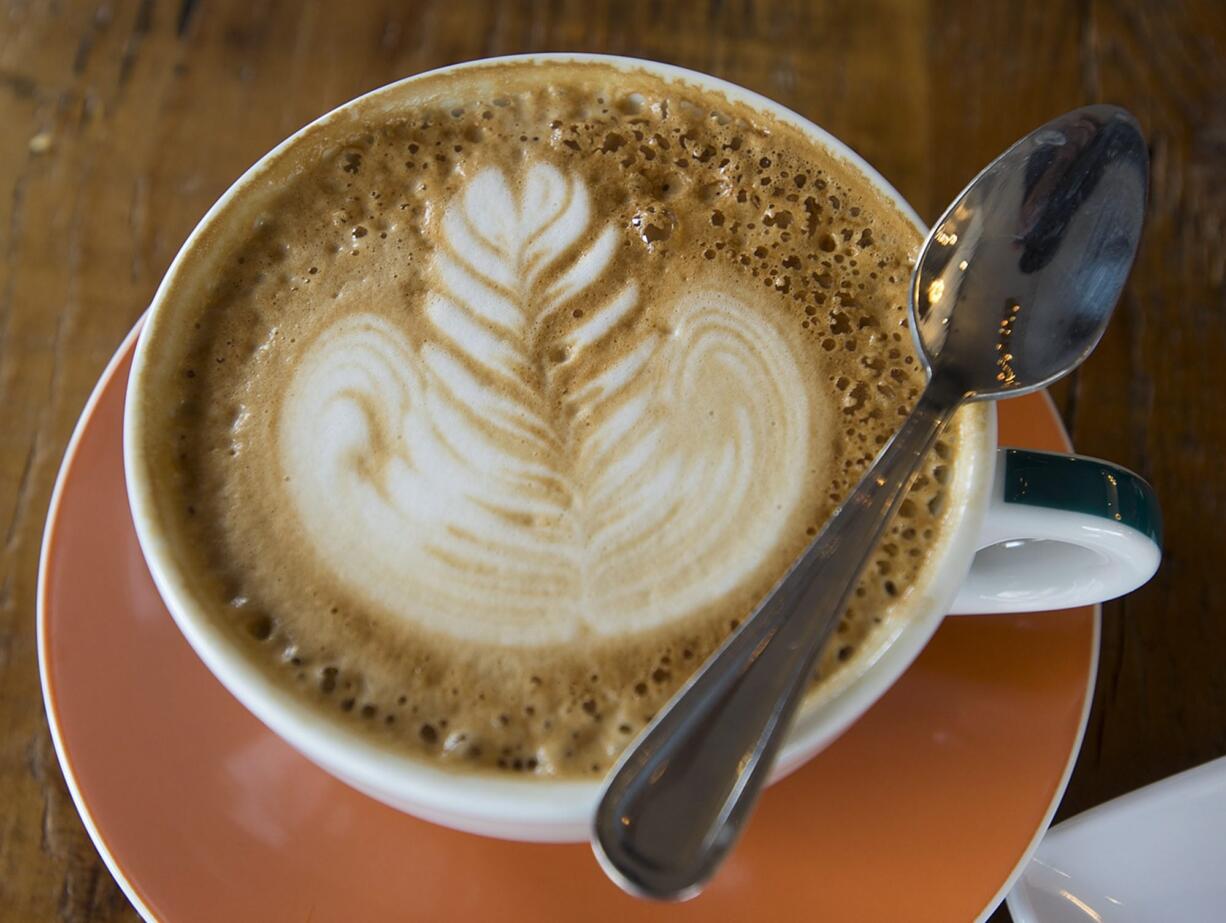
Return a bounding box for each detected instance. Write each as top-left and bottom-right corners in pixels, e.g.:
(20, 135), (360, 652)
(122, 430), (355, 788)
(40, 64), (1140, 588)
(139, 60), (972, 777)
(280, 163), (816, 645)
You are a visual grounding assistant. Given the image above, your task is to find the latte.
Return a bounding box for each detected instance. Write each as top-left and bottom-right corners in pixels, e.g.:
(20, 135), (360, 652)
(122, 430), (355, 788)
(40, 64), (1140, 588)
(133, 60), (963, 777)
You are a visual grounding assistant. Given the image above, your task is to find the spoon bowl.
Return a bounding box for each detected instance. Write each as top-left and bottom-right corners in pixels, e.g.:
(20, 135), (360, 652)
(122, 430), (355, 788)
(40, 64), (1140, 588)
(913, 106), (1148, 398)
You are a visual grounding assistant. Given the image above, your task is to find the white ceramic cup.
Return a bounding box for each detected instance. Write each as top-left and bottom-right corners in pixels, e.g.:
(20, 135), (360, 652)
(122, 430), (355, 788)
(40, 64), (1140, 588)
(125, 53), (1161, 843)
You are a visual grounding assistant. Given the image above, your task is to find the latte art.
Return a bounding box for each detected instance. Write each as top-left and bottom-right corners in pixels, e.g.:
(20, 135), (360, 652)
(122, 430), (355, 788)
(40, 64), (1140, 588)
(281, 165), (817, 645)
(136, 60), (969, 777)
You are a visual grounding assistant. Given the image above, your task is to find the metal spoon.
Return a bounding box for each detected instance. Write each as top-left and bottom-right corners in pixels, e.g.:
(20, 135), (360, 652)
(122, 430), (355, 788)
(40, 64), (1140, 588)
(592, 105), (1148, 901)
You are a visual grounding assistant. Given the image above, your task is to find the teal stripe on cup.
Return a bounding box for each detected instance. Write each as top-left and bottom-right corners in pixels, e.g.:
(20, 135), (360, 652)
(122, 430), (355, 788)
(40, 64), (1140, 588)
(1002, 449), (1162, 545)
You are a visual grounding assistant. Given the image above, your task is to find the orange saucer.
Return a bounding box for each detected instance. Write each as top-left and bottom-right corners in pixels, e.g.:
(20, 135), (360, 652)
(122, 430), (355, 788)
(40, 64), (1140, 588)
(39, 323), (1097, 922)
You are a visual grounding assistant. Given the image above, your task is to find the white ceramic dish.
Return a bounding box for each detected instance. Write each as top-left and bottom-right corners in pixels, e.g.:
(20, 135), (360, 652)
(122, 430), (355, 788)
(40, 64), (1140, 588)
(1008, 755), (1226, 922)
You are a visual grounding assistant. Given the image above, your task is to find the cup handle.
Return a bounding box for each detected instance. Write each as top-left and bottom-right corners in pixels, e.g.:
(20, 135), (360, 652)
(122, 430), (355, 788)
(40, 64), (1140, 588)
(948, 449), (1162, 615)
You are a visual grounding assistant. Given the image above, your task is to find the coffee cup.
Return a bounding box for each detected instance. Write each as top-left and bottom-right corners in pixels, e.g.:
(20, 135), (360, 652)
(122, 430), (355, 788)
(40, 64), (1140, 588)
(124, 53), (1160, 842)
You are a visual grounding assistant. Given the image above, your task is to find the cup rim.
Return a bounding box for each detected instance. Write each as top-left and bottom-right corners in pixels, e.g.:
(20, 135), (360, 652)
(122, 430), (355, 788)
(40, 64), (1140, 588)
(123, 51), (995, 834)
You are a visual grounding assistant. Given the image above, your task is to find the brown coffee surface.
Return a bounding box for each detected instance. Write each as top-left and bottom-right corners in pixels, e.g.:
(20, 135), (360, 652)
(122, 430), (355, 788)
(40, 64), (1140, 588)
(136, 60), (970, 778)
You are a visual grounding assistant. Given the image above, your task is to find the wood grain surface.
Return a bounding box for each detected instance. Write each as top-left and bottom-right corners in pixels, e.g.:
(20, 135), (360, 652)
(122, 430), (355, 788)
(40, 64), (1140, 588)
(2, 1), (1222, 919)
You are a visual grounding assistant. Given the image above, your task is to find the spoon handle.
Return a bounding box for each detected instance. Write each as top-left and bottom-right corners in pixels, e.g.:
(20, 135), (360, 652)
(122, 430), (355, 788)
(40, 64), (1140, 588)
(593, 370), (966, 900)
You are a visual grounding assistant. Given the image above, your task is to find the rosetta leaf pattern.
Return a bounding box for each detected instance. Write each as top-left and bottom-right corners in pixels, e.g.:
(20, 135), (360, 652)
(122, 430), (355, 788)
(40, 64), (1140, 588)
(422, 163), (641, 514)
(279, 164), (815, 645)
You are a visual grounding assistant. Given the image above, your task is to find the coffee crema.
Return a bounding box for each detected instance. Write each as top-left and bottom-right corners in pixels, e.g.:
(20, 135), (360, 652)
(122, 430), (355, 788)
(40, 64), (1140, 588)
(136, 60), (968, 777)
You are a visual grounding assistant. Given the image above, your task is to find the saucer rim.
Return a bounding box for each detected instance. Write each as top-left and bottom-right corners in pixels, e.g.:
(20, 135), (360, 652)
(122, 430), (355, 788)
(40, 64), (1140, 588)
(38, 319), (158, 921)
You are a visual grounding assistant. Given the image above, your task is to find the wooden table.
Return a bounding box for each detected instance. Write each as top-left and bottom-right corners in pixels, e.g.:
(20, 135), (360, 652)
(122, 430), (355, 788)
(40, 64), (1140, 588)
(2, 2), (1222, 919)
